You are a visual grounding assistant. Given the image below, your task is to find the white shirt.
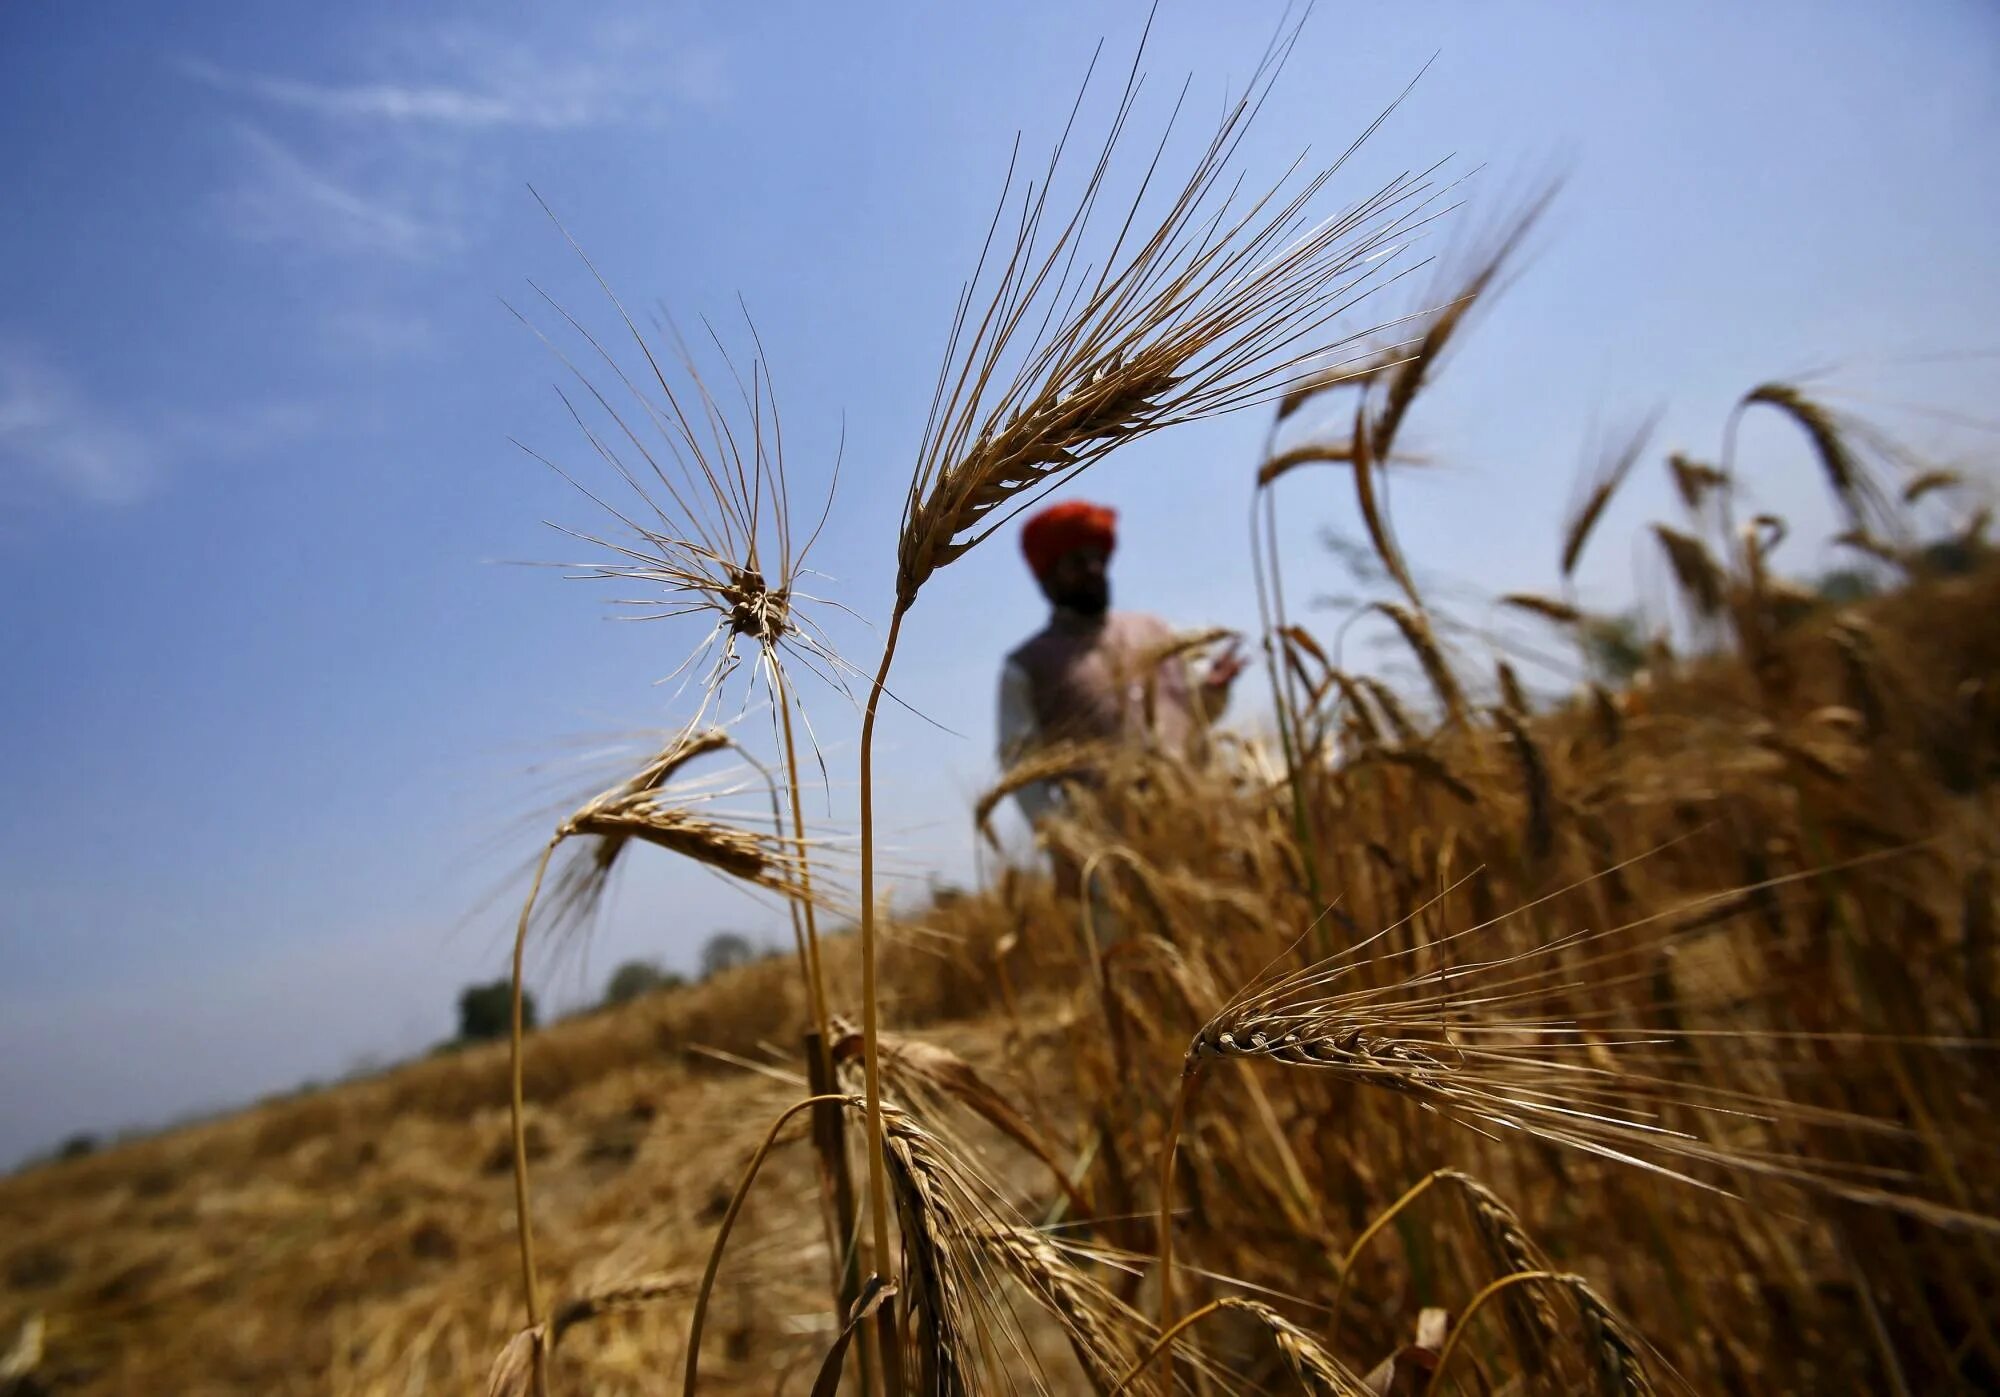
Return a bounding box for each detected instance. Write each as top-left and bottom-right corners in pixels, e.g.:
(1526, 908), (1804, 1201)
(996, 658), (1058, 823)
(997, 643), (1226, 825)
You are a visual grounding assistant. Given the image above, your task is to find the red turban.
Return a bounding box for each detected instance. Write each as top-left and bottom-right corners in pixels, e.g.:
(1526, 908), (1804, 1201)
(1021, 501), (1117, 579)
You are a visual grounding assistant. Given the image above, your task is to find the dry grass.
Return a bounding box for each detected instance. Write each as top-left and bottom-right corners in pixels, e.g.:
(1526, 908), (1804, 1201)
(16, 410), (1995, 1397)
(5, 553), (1999, 1394)
(8, 14), (2000, 1397)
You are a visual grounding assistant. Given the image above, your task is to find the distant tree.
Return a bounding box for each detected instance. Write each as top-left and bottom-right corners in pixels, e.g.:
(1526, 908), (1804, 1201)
(604, 959), (683, 1007)
(1816, 567), (1880, 606)
(1579, 612), (1647, 685)
(56, 1132), (98, 1161)
(1918, 534), (1986, 577)
(459, 978), (534, 1042)
(699, 932), (757, 980)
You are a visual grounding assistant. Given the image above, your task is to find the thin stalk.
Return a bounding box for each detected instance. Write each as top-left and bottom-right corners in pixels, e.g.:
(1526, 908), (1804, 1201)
(774, 667), (832, 1048)
(748, 751), (820, 1041)
(1108, 1298), (1227, 1396)
(509, 836), (560, 1397)
(857, 606), (908, 1305)
(1261, 483), (1329, 938)
(1155, 1068), (1205, 1379)
(684, 1093), (849, 1396)
(1329, 1169), (1446, 1338)
(1421, 1271), (1561, 1397)
(1839, 1229), (1914, 1397)
(805, 1029), (871, 1397)
(1249, 484), (1328, 953)
(769, 672), (857, 1384)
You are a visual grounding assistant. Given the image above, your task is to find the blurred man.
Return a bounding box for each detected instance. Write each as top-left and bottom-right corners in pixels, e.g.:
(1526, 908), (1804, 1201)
(997, 500), (1244, 848)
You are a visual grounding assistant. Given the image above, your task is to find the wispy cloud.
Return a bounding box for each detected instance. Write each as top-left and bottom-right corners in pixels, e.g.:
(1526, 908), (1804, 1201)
(219, 124), (460, 261)
(177, 24), (725, 131)
(0, 342), (161, 506)
(160, 400), (326, 458)
(0, 338), (320, 509)
(322, 306), (441, 358)
(179, 55), (558, 129)
(180, 12), (727, 261)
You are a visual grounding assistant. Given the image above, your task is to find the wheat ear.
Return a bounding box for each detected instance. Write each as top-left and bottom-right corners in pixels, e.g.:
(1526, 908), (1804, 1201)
(858, 8), (1444, 1303)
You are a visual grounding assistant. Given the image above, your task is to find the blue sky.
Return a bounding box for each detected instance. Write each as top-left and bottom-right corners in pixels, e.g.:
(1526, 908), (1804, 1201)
(2, 1), (1995, 1164)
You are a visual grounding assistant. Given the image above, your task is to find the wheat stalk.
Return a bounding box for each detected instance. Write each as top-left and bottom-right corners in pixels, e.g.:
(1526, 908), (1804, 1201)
(1561, 416), (1658, 579)
(1112, 1295), (1371, 1396)
(549, 1272), (694, 1348)
(829, 1022), (1095, 1221)
(513, 206), (857, 1127)
(1446, 1171), (1565, 1368)
(505, 726), (809, 1393)
(880, 1107), (987, 1397)
(1902, 468), (1961, 504)
(1667, 452), (1728, 514)
(1493, 705), (1554, 860)
(987, 1227), (1149, 1393)
(1274, 344), (1407, 422)
(1181, 863), (2000, 1240)
(1423, 1271), (1657, 1397)
(1364, 744), (1479, 805)
(683, 1094), (851, 1395)
(892, 63), (1441, 609)
(1739, 383), (1890, 541)
(1358, 675), (1420, 745)
(1501, 593), (1583, 626)
(559, 799), (800, 889)
(1227, 1298), (1374, 1396)
(1325, 669), (1387, 745)
(1373, 601), (1466, 725)
(1367, 191), (1551, 466)
(976, 740), (1113, 849)
(854, 10), (1449, 1304)
(1652, 524), (1726, 618)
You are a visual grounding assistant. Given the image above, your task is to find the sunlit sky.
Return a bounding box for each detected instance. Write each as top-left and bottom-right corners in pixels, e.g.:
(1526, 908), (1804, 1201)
(2, 1), (1995, 1164)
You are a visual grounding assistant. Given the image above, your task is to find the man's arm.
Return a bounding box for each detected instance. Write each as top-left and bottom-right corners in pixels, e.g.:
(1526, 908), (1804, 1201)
(1195, 639), (1247, 722)
(998, 660), (1058, 824)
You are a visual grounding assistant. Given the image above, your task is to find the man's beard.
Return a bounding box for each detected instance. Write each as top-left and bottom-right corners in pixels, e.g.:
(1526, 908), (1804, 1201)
(1053, 577), (1110, 617)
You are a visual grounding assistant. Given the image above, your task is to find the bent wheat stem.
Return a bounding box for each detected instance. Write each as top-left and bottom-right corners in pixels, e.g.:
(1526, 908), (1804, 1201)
(1329, 1168), (1448, 1338)
(509, 836), (559, 1397)
(774, 665), (831, 1048)
(857, 606), (908, 1297)
(1155, 1066), (1204, 1375)
(1107, 1298), (1226, 1396)
(1422, 1271), (1561, 1397)
(684, 1093), (850, 1396)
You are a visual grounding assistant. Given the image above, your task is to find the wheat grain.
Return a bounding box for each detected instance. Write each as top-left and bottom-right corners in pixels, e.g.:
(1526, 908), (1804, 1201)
(1358, 675), (1420, 745)
(1902, 469), (1961, 505)
(1652, 524), (1726, 618)
(987, 1227), (1146, 1392)
(1502, 593), (1583, 625)
(1444, 1171), (1564, 1368)
(1740, 382), (1896, 541)
(1667, 452), (1729, 513)
(1369, 191), (1554, 466)
(1493, 706), (1554, 859)
(1220, 1297), (1373, 1396)
(859, 9), (1451, 1303)
(1373, 601), (1466, 725)
(1562, 416), (1657, 579)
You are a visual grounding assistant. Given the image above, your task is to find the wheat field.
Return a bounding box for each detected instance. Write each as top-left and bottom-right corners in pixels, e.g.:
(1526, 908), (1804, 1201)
(4, 13), (1998, 1396)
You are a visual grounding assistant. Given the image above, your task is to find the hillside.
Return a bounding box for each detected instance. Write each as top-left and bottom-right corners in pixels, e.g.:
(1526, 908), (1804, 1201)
(4, 557), (1998, 1395)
